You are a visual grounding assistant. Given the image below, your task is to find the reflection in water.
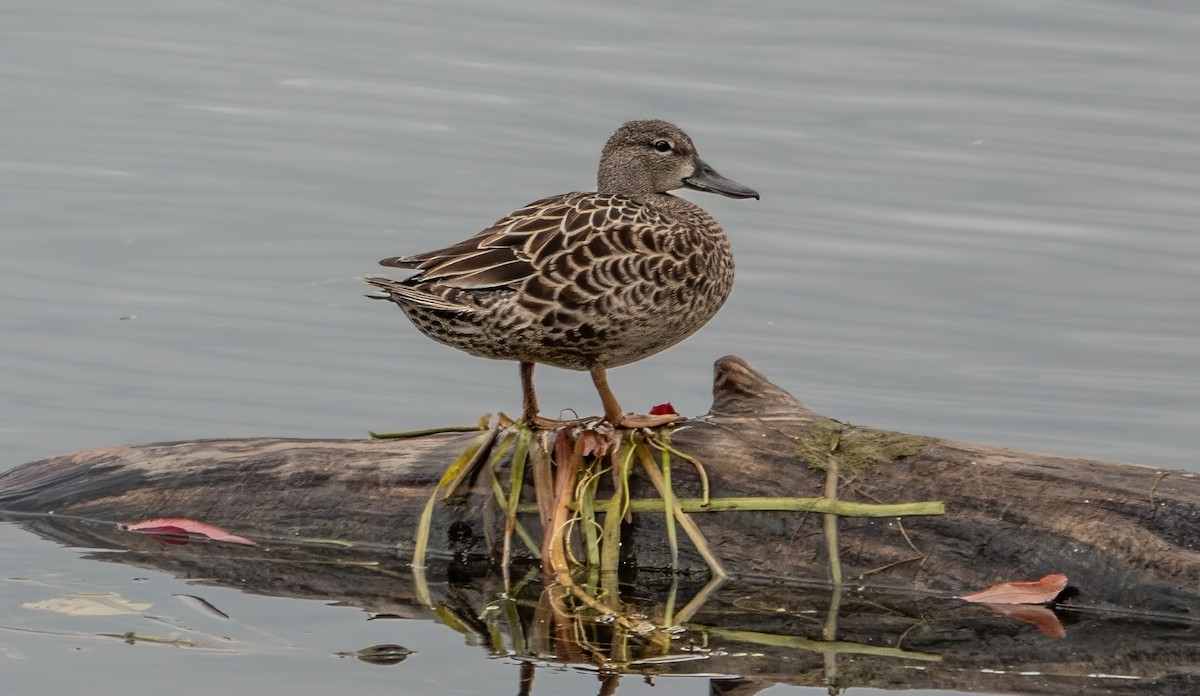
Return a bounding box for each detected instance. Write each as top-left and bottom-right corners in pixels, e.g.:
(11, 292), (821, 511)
(9, 512), (1197, 695)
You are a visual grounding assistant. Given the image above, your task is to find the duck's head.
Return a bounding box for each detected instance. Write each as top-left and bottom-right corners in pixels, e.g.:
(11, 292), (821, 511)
(597, 119), (759, 200)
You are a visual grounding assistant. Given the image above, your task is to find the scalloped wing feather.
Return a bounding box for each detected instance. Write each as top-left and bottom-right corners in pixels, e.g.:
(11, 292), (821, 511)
(383, 193), (669, 292)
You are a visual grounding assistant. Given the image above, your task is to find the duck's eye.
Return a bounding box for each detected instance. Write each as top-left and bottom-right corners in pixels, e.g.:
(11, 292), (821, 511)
(652, 139), (672, 153)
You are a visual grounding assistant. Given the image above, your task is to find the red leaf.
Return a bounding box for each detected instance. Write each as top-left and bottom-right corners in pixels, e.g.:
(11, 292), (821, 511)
(648, 403), (678, 416)
(959, 573), (1067, 605)
(987, 604), (1067, 639)
(123, 518), (257, 547)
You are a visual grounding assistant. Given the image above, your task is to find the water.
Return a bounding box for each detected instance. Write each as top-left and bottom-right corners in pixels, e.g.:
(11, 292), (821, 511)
(2, 1), (1198, 693)
(0, 522), (740, 696)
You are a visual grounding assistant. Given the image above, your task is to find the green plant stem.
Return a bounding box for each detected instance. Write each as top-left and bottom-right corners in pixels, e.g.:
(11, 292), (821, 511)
(646, 432), (710, 505)
(413, 425), (499, 569)
(698, 626), (942, 662)
(601, 439), (636, 591)
(370, 425), (484, 439)
(658, 441), (679, 570)
(576, 462), (602, 575)
(824, 455), (842, 588)
(488, 475), (540, 559)
(636, 445), (727, 578)
(501, 426), (533, 585)
(515, 497), (944, 517)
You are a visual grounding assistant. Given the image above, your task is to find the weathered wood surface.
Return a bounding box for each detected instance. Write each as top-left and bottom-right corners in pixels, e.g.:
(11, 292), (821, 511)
(3, 356), (1198, 604)
(3, 356), (1200, 695)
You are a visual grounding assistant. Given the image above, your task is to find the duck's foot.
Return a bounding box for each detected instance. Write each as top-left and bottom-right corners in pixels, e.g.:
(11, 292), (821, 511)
(525, 415), (593, 430)
(521, 413), (683, 430)
(611, 413), (684, 429)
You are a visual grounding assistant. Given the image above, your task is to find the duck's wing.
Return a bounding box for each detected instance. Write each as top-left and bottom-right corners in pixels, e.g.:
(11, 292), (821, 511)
(379, 193), (655, 291)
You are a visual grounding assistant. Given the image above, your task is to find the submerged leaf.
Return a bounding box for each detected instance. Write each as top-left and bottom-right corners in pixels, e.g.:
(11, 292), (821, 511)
(960, 573), (1068, 605)
(343, 644), (413, 665)
(100, 632), (224, 649)
(24, 592), (151, 616)
(173, 594), (230, 620)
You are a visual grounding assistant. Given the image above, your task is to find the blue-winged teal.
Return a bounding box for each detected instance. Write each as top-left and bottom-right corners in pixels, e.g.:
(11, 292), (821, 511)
(366, 119), (758, 427)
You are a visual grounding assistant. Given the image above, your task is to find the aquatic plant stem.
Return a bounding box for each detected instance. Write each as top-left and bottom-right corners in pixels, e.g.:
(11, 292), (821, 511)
(531, 435), (556, 556)
(488, 475), (540, 558)
(575, 461), (603, 577)
(658, 440), (679, 570)
(635, 444), (727, 578)
(369, 425), (484, 439)
(412, 421), (500, 569)
(516, 497), (944, 517)
(698, 626), (941, 662)
(501, 426), (533, 587)
(601, 439), (637, 595)
(822, 442), (843, 692)
(824, 453), (842, 588)
(646, 431), (710, 505)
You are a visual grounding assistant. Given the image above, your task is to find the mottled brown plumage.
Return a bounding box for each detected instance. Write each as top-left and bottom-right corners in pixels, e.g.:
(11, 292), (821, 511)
(366, 119), (757, 426)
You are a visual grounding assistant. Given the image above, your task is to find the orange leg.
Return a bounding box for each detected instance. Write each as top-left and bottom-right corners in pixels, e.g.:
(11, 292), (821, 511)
(589, 365), (680, 428)
(521, 361), (590, 428)
(588, 364), (624, 422)
(522, 362), (681, 429)
(520, 361), (539, 422)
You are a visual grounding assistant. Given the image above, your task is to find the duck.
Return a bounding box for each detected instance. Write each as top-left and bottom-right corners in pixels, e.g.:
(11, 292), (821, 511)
(366, 119), (758, 428)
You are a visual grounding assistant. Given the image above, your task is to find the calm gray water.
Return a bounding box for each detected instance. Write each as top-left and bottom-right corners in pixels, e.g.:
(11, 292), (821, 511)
(3, 1), (1198, 694)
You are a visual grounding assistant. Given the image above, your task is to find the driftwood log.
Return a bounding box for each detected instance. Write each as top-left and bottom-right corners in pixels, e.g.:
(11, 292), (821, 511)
(3, 356), (1199, 695)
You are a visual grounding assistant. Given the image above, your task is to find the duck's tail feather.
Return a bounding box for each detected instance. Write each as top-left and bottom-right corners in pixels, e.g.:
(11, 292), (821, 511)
(363, 276), (472, 313)
(379, 255), (421, 268)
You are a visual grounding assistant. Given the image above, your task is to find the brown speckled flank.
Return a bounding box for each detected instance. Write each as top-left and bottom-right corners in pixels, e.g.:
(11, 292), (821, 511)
(366, 119), (758, 427)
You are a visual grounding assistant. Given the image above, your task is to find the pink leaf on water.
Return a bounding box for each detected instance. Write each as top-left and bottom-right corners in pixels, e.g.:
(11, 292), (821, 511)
(960, 573), (1067, 605)
(123, 518), (257, 547)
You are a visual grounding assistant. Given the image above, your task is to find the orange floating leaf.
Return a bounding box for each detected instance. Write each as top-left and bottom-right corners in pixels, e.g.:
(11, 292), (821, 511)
(648, 402), (678, 416)
(986, 604), (1067, 639)
(123, 518), (257, 547)
(960, 573), (1067, 605)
